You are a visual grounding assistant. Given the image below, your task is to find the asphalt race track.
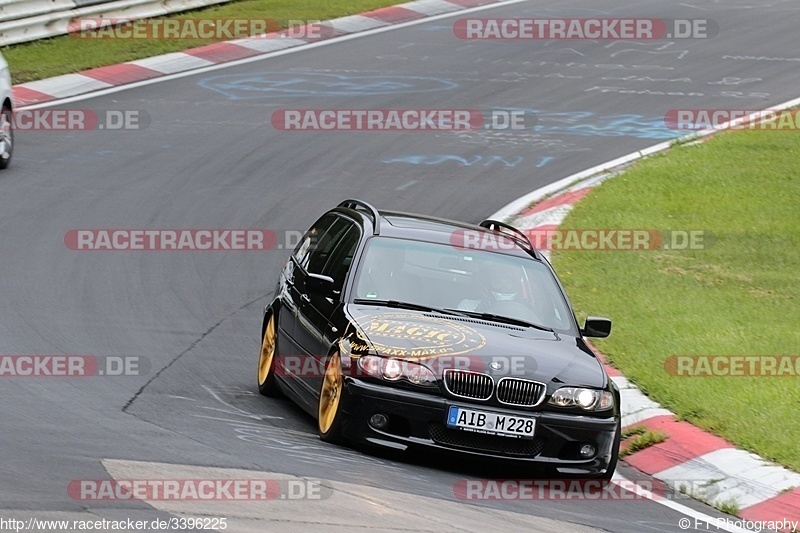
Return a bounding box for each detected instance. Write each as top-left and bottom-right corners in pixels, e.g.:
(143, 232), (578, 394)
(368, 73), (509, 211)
(2, 0), (800, 531)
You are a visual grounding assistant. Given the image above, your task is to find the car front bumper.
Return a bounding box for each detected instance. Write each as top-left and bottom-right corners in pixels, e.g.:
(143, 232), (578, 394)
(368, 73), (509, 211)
(342, 377), (619, 476)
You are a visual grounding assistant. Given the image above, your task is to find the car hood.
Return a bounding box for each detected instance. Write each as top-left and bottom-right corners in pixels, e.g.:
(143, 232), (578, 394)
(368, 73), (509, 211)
(343, 306), (606, 389)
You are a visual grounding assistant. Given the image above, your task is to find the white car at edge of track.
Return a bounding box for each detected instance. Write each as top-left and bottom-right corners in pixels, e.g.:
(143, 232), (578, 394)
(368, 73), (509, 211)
(0, 52), (13, 169)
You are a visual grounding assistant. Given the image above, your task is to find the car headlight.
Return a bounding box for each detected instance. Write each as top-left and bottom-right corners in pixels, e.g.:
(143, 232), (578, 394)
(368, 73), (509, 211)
(357, 355), (437, 387)
(548, 387), (614, 411)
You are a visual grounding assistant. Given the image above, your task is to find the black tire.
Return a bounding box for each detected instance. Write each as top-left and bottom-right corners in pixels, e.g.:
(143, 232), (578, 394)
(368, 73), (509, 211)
(317, 351), (348, 444)
(0, 105), (13, 170)
(257, 313), (282, 397)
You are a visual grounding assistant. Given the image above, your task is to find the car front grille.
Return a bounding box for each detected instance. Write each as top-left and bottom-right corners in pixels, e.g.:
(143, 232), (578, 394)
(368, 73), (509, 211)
(443, 370), (493, 401)
(496, 378), (546, 407)
(428, 423), (545, 456)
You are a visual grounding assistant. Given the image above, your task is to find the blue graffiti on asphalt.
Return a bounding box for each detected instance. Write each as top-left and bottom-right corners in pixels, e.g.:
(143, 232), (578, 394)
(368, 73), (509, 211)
(535, 111), (679, 139)
(382, 155), (524, 167)
(199, 72), (458, 99)
(489, 108), (680, 140)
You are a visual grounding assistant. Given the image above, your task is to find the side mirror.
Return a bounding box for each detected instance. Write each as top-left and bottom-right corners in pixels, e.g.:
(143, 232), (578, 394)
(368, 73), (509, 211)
(307, 273), (335, 295)
(582, 317), (612, 338)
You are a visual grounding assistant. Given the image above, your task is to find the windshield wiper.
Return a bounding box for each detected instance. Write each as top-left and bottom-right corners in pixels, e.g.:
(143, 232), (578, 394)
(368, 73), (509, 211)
(352, 299), (468, 317)
(445, 309), (555, 333)
(351, 300), (555, 333)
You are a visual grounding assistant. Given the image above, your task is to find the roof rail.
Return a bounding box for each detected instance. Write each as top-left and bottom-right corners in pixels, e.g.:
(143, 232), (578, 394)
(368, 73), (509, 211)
(479, 219), (539, 259)
(338, 199), (381, 235)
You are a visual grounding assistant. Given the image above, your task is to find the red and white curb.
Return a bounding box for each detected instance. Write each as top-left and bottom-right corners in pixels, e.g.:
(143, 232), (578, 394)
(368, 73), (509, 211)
(492, 133), (800, 532)
(11, 0), (519, 108)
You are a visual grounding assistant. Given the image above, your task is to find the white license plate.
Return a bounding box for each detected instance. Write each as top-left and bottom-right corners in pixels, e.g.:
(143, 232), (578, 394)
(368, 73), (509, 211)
(447, 406), (535, 438)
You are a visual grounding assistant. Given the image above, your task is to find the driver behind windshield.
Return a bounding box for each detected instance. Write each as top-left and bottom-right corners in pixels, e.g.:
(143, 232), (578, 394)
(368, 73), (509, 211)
(459, 259), (528, 312)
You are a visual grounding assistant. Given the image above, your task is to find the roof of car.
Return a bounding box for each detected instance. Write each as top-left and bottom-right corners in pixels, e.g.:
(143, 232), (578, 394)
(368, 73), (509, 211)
(332, 202), (538, 260)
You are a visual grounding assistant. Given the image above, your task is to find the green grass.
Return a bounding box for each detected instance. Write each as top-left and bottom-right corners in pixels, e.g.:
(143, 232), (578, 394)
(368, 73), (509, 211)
(1, 0), (400, 84)
(554, 129), (800, 471)
(620, 429), (668, 458)
(716, 499), (740, 516)
(677, 479), (723, 506)
(621, 426), (648, 440)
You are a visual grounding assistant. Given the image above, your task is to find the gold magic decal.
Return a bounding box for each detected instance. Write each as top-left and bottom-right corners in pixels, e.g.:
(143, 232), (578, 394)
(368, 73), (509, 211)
(352, 312), (486, 357)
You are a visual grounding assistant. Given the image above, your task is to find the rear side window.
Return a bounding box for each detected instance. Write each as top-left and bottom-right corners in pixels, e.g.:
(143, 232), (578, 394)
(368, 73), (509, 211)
(293, 214), (350, 273)
(322, 225), (361, 293)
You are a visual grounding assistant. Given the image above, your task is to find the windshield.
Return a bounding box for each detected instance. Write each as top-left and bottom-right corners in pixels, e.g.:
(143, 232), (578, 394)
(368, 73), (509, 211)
(352, 237), (577, 334)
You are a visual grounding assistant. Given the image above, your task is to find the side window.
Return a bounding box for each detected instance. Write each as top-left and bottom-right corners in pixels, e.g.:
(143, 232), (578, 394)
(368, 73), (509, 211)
(293, 214), (336, 270)
(322, 225), (361, 294)
(307, 218), (350, 273)
(293, 214), (349, 273)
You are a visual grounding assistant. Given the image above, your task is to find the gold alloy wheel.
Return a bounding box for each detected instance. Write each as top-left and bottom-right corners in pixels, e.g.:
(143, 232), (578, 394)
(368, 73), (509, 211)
(258, 315), (276, 386)
(318, 352), (342, 434)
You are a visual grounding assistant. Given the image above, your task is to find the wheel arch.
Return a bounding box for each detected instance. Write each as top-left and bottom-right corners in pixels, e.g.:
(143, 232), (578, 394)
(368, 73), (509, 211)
(261, 300), (281, 338)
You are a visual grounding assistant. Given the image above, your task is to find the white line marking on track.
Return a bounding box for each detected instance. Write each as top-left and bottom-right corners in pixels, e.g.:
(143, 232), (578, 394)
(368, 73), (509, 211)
(612, 475), (756, 533)
(396, 180), (418, 190)
(201, 385), (284, 420)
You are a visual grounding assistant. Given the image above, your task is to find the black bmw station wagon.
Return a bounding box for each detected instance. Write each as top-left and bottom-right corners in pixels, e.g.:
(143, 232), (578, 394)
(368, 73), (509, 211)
(257, 199), (620, 478)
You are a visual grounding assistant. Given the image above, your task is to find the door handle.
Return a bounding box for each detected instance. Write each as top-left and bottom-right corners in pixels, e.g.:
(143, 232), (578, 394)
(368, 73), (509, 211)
(301, 294), (311, 303)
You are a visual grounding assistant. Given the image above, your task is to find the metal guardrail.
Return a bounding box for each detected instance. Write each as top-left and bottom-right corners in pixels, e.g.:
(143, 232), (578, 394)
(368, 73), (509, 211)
(0, 0), (79, 24)
(0, 0), (232, 46)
